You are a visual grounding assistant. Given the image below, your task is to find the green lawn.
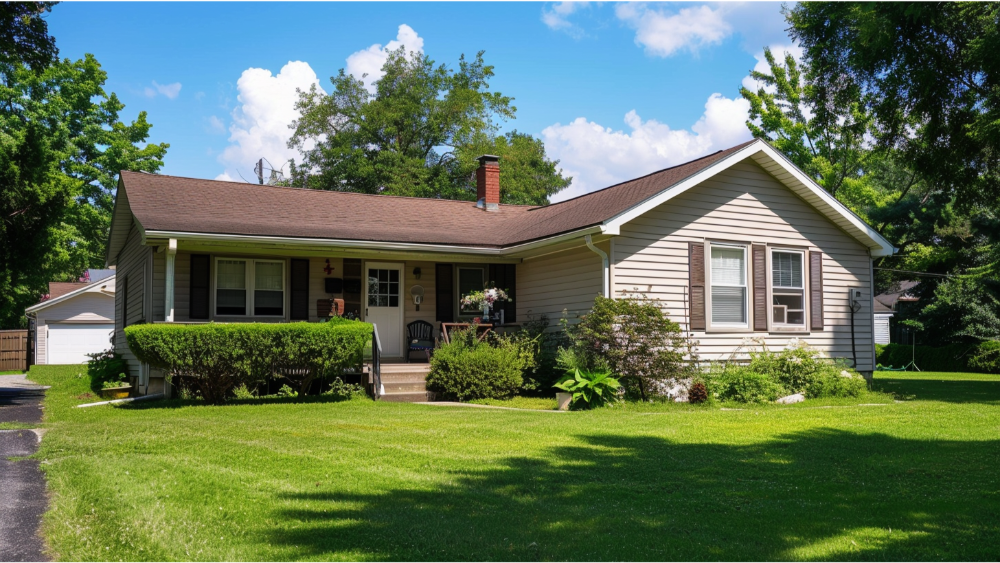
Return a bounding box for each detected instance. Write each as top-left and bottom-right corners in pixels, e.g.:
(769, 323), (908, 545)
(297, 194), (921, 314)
(28, 365), (1000, 561)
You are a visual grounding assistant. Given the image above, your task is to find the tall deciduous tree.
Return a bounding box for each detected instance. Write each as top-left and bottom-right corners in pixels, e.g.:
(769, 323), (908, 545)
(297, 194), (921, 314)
(0, 2), (58, 72)
(289, 48), (569, 205)
(1, 49), (168, 328)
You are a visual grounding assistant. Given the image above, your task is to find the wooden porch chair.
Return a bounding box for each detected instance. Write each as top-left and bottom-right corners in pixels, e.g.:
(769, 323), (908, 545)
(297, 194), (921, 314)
(406, 320), (435, 363)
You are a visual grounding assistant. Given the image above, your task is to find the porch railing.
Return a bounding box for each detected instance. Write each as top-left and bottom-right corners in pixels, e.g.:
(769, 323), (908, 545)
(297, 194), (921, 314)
(368, 324), (383, 400)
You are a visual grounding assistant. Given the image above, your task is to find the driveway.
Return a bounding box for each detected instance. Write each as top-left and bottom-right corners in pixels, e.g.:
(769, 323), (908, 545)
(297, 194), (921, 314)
(0, 374), (49, 562)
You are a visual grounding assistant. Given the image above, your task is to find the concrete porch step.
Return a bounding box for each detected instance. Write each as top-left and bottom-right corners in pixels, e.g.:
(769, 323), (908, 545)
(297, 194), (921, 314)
(380, 391), (435, 403)
(383, 381), (429, 393)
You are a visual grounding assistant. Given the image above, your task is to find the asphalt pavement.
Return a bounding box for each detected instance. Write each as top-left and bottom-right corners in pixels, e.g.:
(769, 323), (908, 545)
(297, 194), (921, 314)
(0, 374), (49, 562)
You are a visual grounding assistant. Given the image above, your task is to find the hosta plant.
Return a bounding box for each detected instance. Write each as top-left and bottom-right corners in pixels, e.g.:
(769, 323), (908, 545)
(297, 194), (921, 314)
(554, 368), (621, 409)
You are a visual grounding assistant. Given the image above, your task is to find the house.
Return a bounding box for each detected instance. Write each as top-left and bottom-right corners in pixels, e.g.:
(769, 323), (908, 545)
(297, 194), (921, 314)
(873, 280), (920, 344)
(104, 139), (894, 396)
(25, 270), (116, 365)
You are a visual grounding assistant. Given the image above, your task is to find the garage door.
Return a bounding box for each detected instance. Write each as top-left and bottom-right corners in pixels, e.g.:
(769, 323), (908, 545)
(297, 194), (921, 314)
(48, 323), (114, 364)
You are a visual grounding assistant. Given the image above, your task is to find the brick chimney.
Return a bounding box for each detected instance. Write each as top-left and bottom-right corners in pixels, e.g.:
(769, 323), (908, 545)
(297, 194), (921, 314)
(476, 155), (500, 211)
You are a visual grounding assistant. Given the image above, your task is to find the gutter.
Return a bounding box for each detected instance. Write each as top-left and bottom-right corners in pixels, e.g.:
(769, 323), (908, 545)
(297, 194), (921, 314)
(585, 235), (610, 298)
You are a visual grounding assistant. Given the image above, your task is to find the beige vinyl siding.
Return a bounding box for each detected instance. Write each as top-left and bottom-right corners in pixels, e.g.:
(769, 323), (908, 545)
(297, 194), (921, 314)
(114, 223), (151, 379)
(517, 243), (604, 329)
(403, 260), (437, 340)
(307, 257), (344, 321)
(613, 160), (875, 371)
(35, 292), (115, 365)
(173, 252), (192, 322)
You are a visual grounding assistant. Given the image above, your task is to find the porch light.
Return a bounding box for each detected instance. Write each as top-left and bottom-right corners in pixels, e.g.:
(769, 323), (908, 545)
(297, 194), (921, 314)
(413, 267), (421, 280)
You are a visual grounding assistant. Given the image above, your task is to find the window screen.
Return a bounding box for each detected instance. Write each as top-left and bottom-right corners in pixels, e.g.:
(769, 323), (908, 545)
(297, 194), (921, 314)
(254, 261), (284, 316)
(458, 268), (484, 313)
(771, 250), (805, 326)
(710, 246), (747, 325)
(216, 260), (247, 315)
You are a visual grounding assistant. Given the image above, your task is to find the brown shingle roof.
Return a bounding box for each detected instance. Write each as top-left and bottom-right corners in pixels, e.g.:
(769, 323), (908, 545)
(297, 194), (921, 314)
(120, 140), (757, 249)
(48, 282), (88, 299)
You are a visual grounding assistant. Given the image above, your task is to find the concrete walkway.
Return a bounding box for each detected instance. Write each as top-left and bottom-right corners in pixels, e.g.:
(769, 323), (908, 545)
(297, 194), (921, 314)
(0, 374), (49, 562)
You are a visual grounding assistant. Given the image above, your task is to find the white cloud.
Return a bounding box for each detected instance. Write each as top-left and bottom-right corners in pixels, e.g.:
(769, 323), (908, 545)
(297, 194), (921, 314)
(144, 80), (182, 99)
(616, 3), (732, 57)
(542, 2), (588, 36)
(615, 3), (790, 58)
(217, 61), (323, 182)
(205, 115), (226, 135)
(345, 24), (424, 92)
(542, 94), (751, 202)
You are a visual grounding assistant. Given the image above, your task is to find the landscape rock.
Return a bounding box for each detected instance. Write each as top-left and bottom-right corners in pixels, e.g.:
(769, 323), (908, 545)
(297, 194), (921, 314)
(776, 393), (805, 404)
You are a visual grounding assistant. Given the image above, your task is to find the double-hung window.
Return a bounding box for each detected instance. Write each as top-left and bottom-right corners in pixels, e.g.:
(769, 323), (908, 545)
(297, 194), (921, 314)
(771, 250), (805, 327)
(709, 244), (748, 327)
(215, 258), (285, 317)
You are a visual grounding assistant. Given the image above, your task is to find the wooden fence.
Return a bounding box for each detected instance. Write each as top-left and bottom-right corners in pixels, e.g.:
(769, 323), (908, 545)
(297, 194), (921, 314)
(0, 329), (29, 372)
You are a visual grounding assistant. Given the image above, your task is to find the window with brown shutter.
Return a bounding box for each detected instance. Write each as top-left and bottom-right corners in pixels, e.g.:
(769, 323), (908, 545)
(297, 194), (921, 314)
(809, 251), (824, 331)
(752, 245), (768, 331)
(435, 263), (454, 322)
(289, 259), (309, 320)
(688, 242), (706, 330)
(189, 254), (210, 320)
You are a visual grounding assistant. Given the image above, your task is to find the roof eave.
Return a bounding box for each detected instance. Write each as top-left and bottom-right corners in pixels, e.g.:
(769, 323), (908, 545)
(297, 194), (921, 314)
(25, 275), (116, 314)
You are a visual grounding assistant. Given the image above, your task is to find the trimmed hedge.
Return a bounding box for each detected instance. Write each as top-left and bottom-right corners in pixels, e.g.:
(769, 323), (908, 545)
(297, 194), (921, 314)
(875, 343), (977, 372)
(125, 320), (372, 403)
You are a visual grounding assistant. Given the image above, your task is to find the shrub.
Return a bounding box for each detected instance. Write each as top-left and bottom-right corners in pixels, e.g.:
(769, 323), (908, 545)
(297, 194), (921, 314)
(969, 340), (1000, 374)
(426, 328), (527, 401)
(124, 320), (372, 404)
(570, 291), (697, 401)
(708, 365), (785, 404)
(323, 377), (367, 401)
(876, 343), (976, 372)
(86, 348), (129, 389)
(687, 381), (708, 404)
(513, 314), (569, 393)
(553, 368), (621, 409)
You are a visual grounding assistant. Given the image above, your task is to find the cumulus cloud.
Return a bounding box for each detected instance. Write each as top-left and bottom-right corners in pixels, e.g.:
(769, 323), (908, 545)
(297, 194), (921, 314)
(143, 81), (182, 99)
(345, 24), (424, 91)
(216, 61), (323, 182)
(542, 2), (589, 37)
(615, 3), (732, 57)
(615, 3), (789, 58)
(542, 94), (752, 202)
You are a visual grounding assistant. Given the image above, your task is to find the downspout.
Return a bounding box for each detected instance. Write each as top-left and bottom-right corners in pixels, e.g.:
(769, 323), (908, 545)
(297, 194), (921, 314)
(585, 235), (610, 298)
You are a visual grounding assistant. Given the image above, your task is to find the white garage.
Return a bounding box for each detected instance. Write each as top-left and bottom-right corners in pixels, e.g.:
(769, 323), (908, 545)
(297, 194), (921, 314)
(25, 273), (116, 365)
(46, 323), (115, 364)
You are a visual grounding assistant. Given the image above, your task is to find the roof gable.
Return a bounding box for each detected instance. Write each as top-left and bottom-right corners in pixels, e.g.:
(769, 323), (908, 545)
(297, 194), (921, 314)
(26, 275), (116, 314)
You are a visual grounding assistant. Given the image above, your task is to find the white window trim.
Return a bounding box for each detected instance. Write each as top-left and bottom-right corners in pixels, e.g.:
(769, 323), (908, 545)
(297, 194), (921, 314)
(767, 247), (810, 333)
(457, 266), (485, 316)
(213, 257), (286, 318)
(706, 242), (750, 331)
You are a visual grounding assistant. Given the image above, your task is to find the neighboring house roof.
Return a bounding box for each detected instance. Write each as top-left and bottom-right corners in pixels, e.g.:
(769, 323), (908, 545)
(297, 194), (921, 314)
(107, 139), (895, 263)
(26, 275), (116, 315)
(48, 282), (89, 300)
(875, 280), (920, 312)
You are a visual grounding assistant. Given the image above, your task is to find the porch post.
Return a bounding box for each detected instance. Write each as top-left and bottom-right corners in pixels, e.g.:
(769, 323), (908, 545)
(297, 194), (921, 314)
(165, 238), (177, 322)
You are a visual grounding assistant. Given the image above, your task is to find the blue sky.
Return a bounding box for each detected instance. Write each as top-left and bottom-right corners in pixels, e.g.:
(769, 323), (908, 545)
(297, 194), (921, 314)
(47, 2), (798, 201)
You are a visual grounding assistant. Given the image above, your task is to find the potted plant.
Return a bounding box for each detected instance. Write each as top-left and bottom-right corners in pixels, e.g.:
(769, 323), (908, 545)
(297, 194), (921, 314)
(461, 286), (510, 324)
(100, 373), (132, 399)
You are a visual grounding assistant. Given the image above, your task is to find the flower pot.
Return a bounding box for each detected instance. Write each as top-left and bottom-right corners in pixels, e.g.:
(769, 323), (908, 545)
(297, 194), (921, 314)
(100, 386), (131, 400)
(556, 392), (572, 411)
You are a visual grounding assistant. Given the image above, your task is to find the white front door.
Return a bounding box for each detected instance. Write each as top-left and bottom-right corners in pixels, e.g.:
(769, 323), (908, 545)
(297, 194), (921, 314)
(365, 262), (404, 358)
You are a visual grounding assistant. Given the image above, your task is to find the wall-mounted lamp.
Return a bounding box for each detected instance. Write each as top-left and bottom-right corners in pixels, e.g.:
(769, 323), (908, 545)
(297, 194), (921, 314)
(413, 267), (422, 280)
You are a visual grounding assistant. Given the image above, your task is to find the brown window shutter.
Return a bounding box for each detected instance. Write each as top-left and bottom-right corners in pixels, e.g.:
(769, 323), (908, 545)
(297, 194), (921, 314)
(752, 245), (768, 331)
(435, 263), (454, 322)
(290, 259), (309, 320)
(689, 242), (706, 330)
(189, 255), (210, 320)
(809, 251), (824, 331)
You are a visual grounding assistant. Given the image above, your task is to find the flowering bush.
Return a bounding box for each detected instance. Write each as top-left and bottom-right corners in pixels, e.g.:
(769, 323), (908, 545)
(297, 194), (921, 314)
(460, 287), (510, 311)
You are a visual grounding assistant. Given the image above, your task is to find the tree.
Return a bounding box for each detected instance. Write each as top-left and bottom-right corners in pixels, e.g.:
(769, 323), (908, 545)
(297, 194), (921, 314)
(0, 2), (58, 72)
(289, 48), (568, 205)
(787, 2), (1000, 209)
(1, 51), (168, 328)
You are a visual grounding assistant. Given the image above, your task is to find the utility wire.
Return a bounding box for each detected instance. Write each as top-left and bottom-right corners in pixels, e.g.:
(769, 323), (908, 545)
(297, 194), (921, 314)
(874, 268), (952, 278)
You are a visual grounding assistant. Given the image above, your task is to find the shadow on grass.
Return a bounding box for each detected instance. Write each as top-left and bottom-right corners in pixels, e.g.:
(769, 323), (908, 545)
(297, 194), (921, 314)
(118, 393), (363, 411)
(874, 377), (1000, 405)
(268, 429), (1000, 561)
